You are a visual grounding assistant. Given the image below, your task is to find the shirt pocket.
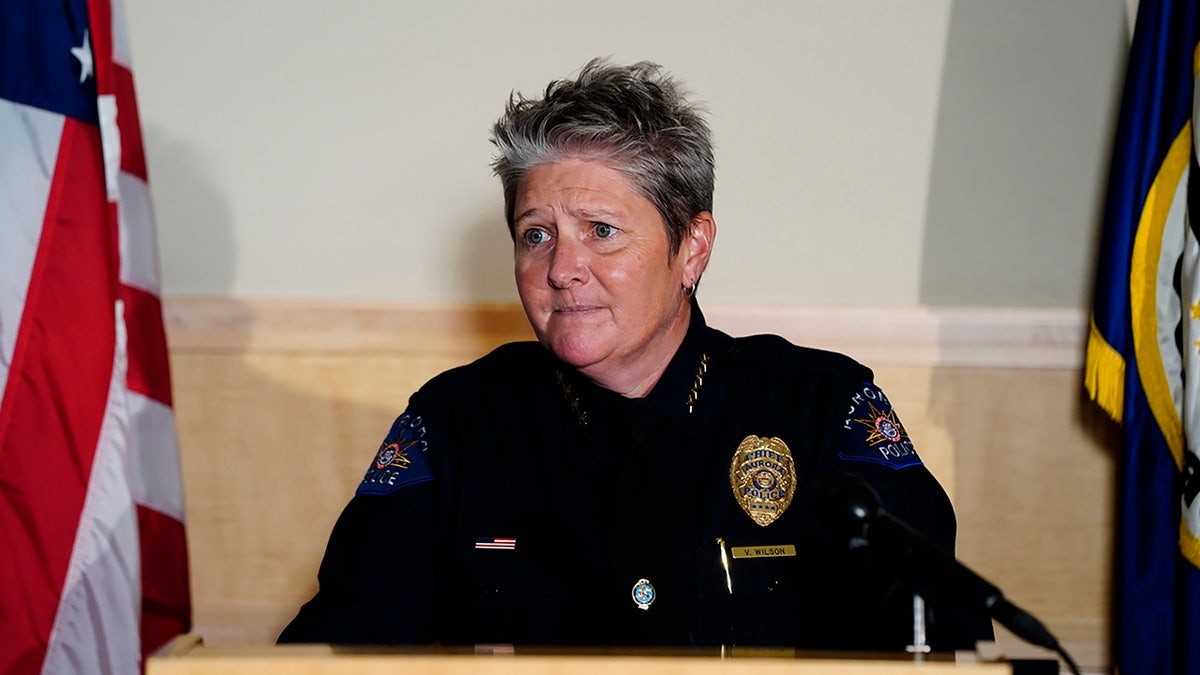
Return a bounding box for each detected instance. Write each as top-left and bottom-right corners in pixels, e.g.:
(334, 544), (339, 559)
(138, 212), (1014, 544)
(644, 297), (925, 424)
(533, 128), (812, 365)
(724, 551), (809, 647)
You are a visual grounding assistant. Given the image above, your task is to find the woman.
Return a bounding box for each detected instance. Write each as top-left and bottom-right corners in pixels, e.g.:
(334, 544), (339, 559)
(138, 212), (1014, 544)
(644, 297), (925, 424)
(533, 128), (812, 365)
(279, 59), (992, 651)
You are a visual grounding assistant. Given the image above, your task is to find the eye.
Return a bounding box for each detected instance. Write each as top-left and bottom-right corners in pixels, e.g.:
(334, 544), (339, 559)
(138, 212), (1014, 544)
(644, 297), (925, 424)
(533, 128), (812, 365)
(521, 228), (551, 246)
(593, 222), (615, 238)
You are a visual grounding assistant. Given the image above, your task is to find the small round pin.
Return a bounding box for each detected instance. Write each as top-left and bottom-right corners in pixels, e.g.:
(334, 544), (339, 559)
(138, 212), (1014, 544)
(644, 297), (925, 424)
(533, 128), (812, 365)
(631, 578), (656, 610)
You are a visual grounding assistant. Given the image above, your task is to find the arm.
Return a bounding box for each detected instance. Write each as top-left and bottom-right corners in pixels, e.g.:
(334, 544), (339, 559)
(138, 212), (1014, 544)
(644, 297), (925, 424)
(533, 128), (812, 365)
(830, 379), (995, 651)
(278, 411), (441, 645)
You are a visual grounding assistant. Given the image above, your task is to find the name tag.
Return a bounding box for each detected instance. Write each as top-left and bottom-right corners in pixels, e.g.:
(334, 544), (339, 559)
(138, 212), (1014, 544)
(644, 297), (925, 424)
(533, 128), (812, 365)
(731, 544), (796, 559)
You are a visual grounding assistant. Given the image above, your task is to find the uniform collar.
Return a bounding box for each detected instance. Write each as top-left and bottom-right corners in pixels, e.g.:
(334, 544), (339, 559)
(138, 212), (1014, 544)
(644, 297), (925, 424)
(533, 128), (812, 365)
(645, 299), (717, 413)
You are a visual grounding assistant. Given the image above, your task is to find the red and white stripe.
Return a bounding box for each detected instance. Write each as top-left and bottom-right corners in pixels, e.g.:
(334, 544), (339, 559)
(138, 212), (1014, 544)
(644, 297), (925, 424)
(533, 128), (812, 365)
(475, 538), (518, 550)
(0, 0), (190, 672)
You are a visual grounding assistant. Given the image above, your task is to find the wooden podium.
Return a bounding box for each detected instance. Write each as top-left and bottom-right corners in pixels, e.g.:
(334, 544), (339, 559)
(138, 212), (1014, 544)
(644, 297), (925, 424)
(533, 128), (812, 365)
(147, 635), (1014, 675)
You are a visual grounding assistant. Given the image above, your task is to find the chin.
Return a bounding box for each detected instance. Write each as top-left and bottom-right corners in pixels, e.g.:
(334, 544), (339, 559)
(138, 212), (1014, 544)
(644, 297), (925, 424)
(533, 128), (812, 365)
(546, 333), (612, 371)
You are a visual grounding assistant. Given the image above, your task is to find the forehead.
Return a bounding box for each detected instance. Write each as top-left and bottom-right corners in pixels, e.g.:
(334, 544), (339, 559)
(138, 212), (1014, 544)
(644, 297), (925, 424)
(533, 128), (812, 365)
(515, 159), (650, 215)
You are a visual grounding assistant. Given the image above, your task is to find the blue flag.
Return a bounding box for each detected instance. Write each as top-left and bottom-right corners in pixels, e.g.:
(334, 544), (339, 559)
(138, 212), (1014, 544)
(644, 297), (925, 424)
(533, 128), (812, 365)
(1086, 1), (1200, 673)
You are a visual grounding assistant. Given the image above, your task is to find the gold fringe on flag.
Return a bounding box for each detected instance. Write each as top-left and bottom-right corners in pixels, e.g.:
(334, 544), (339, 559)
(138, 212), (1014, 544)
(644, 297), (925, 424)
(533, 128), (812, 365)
(1085, 317), (1126, 423)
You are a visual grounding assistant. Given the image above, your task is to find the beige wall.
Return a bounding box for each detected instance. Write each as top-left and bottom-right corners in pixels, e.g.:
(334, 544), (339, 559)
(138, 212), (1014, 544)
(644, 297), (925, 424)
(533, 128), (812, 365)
(168, 299), (1112, 669)
(125, 0), (1126, 309)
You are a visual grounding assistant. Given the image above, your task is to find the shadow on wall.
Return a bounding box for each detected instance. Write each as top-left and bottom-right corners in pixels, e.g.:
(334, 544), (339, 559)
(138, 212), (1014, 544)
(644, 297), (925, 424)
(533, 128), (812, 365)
(146, 126), (409, 645)
(146, 127), (236, 297)
(917, 0), (1126, 308)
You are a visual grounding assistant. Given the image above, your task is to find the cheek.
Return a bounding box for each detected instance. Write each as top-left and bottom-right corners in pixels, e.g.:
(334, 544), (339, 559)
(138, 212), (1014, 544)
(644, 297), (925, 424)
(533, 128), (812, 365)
(514, 274), (539, 303)
(617, 256), (671, 295)
(514, 263), (554, 315)
(514, 254), (541, 286)
(601, 264), (634, 287)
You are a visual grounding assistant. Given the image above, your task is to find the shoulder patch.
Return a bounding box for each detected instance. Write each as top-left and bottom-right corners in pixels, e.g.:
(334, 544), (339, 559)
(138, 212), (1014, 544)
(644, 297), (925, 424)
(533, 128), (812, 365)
(357, 412), (433, 496)
(838, 382), (922, 469)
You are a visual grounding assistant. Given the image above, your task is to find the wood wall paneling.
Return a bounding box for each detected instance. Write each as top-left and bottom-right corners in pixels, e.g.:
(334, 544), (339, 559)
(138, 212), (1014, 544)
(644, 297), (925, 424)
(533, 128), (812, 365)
(166, 299), (1113, 669)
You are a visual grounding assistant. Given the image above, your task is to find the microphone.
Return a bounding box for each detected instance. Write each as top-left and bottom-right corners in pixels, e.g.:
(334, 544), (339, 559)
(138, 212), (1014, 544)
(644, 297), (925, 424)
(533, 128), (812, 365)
(820, 473), (1079, 673)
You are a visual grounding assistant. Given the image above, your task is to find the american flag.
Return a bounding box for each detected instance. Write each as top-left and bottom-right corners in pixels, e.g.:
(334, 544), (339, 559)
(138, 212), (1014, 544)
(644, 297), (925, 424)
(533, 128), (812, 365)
(475, 537), (517, 550)
(0, 0), (191, 672)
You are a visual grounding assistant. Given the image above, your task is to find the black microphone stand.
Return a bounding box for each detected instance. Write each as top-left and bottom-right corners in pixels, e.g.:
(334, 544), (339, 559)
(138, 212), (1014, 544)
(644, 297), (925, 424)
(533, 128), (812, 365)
(823, 473), (1082, 675)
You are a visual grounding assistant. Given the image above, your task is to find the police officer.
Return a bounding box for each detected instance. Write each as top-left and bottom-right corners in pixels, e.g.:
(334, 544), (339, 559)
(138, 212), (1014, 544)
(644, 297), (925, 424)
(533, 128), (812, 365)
(279, 58), (994, 651)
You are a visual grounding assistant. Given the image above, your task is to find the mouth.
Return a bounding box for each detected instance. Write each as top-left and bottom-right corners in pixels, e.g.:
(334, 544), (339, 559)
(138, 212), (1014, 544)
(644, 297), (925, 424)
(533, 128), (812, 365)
(554, 304), (603, 315)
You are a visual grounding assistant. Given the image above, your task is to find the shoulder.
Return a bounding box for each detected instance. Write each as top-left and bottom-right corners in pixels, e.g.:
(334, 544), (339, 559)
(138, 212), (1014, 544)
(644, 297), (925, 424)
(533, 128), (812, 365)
(355, 342), (549, 498)
(717, 330), (923, 471)
(417, 341), (548, 398)
(724, 332), (873, 383)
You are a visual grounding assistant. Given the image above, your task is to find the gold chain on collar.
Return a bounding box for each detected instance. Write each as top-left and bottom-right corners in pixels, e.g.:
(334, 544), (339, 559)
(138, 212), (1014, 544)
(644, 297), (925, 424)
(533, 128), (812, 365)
(686, 353), (710, 414)
(555, 370), (589, 427)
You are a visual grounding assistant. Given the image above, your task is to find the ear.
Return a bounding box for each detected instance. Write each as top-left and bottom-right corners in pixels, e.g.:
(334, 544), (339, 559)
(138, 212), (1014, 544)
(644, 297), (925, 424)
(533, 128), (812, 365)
(680, 211), (716, 286)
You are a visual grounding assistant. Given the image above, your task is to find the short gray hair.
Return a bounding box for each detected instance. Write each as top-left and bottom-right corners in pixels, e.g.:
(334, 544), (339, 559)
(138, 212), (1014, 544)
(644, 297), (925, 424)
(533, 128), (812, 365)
(490, 58), (714, 257)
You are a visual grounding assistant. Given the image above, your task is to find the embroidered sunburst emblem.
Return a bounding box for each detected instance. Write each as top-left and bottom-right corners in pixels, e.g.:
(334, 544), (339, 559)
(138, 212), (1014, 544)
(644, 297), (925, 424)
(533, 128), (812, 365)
(375, 439), (417, 469)
(852, 401), (907, 447)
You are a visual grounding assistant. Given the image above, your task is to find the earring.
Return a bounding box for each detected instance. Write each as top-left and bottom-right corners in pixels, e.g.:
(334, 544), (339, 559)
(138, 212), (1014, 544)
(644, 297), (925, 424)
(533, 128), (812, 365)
(684, 282), (696, 297)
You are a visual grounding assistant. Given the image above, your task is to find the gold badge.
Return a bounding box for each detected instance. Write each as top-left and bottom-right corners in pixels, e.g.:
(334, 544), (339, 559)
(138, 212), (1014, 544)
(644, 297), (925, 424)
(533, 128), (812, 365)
(730, 435), (797, 527)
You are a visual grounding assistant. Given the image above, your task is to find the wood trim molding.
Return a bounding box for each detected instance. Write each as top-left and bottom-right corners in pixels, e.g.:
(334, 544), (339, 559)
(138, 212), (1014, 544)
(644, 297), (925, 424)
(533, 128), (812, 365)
(709, 305), (1086, 369)
(162, 297), (1087, 369)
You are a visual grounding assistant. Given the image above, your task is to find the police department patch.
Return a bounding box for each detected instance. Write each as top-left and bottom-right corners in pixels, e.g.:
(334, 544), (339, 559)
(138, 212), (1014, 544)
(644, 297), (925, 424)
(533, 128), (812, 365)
(357, 412), (432, 496)
(839, 382), (922, 469)
(730, 435), (797, 527)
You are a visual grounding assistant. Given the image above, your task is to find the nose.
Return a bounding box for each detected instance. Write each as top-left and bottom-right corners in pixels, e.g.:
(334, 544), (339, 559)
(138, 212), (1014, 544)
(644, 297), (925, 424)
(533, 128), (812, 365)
(547, 235), (589, 289)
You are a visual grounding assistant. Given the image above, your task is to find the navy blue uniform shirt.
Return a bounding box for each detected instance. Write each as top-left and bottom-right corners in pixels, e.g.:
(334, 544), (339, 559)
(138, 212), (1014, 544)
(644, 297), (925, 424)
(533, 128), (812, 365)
(279, 305), (993, 650)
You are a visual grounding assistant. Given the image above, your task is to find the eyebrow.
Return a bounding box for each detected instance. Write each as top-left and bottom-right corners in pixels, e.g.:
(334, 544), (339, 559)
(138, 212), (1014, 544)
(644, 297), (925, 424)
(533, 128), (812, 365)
(513, 208), (542, 225)
(513, 204), (625, 227)
(572, 207), (621, 221)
